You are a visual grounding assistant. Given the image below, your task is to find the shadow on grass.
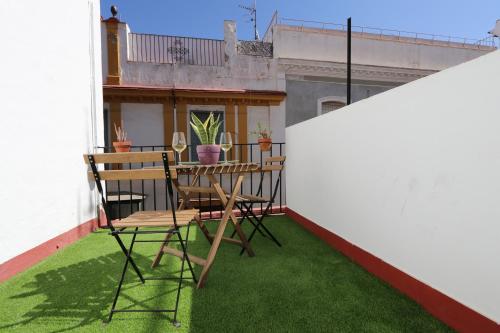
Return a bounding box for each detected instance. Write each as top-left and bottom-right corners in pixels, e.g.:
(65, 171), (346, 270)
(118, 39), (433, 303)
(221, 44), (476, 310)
(0, 251), (181, 333)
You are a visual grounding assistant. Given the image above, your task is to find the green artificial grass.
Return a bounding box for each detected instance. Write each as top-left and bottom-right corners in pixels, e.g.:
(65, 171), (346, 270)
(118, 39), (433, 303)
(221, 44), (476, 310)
(0, 216), (454, 332)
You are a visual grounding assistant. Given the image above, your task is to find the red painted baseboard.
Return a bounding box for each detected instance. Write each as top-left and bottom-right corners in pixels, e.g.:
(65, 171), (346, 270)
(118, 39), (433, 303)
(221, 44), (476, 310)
(0, 206), (284, 283)
(0, 217), (99, 284)
(285, 207), (499, 333)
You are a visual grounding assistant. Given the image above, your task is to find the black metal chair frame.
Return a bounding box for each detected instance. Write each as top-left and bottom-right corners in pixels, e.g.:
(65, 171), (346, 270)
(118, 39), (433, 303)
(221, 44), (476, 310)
(230, 158), (285, 254)
(87, 152), (195, 327)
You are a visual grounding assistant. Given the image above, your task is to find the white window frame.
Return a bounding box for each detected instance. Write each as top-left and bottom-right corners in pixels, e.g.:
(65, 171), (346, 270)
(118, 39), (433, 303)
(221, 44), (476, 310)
(317, 96), (347, 116)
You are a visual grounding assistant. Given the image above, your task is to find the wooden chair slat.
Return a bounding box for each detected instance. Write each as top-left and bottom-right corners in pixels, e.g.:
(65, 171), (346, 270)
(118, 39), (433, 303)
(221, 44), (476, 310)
(83, 151), (175, 164)
(162, 247), (207, 266)
(261, 164), (284, 171)
(177, 186), (217, 194)
(265, 156), (286, 163)
(88, 168), (177, 181)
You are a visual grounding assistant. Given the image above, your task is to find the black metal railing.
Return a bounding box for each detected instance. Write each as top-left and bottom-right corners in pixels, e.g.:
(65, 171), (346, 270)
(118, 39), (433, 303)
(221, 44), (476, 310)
(96, 143), (286, 224)
(128, 33), (225, 66)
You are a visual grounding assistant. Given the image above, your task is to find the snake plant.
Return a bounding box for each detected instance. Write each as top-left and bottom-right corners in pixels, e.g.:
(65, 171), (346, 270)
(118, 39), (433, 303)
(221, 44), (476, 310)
(190, 112), (222, 145)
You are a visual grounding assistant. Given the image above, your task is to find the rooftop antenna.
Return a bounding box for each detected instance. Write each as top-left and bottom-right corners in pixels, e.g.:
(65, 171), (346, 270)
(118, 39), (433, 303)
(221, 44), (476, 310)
(239, 0), (259, 40)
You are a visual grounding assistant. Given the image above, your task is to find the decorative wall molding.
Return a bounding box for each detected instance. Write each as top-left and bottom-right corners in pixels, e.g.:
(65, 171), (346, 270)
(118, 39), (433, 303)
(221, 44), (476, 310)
(279, 58), (437, 83)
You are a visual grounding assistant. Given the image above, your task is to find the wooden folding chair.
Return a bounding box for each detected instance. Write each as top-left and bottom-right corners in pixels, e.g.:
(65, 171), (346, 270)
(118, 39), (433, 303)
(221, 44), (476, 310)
(84, 151), (198, 327)
(230, 156), (286, 254)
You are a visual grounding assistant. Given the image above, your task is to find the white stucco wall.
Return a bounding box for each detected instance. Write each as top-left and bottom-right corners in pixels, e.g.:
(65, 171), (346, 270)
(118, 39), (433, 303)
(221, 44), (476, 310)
(0, 0), (103, 263)
(274, 25), (494, 71)
(122, 103), (164, 146)
(286, 50), (500, 323)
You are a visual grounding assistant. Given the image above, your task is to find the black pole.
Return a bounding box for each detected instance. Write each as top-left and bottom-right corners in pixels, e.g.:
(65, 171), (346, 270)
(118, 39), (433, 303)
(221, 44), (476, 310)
(347, 17), (352, 105)
(254, 2), (258, 40)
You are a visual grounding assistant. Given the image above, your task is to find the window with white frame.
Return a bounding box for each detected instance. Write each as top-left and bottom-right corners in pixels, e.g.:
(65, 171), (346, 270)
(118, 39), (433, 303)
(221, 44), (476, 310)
(317, 96), (346, 116)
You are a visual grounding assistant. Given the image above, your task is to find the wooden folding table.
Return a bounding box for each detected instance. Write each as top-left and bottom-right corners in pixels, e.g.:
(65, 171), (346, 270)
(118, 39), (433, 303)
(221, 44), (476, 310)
(152, 162), (259, 288)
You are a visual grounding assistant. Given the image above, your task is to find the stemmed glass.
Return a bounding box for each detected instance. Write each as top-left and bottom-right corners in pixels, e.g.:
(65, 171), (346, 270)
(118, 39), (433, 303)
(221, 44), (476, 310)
(219, 132), (232, 164)
(172, 132), (187, 164)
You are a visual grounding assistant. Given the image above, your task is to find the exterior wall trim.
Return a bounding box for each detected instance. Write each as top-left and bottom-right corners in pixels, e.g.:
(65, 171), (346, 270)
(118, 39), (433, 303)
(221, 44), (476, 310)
(285, 207), (499, 333)
(0, 207), (283, 284)
(103, 85), (286, 106)
(0, 217), (100, 283)
(280, 58), (437, 83)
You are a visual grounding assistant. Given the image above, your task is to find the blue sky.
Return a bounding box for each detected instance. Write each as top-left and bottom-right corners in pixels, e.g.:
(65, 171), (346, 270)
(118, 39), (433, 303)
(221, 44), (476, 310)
(101, 0), (500, 41)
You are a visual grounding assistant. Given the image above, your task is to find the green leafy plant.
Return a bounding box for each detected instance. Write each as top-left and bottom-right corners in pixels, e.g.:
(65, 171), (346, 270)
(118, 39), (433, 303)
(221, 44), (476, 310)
(250, 122), (272, 139)
(190, 112), (222, 145)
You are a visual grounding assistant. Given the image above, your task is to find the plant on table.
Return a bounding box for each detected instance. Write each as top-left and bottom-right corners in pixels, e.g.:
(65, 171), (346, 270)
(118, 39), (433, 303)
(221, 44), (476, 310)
(190, 112), (222, 164)
(113, 121), (132, 152)
(250, 122), (272, 151)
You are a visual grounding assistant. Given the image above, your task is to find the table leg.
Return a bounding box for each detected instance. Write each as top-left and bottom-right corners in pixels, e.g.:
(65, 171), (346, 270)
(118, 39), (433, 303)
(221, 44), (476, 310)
(151, 232), (173, 268)
(207, 175), (254, 257)
(173, 177), (212, 243)
(197, 174), (249, 288)
(153, 176), (213, 269)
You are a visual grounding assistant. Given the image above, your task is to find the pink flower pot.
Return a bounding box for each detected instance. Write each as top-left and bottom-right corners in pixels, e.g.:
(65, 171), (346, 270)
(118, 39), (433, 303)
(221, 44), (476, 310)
(196, 144), (221, 165)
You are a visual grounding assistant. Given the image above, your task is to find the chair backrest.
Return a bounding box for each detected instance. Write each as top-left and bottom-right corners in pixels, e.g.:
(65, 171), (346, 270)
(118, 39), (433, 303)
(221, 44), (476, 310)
(83, 151), (176, 180)
(256, 156), (286, 201)
(83, 151), (177, 227)
(261, 156), (286, 171)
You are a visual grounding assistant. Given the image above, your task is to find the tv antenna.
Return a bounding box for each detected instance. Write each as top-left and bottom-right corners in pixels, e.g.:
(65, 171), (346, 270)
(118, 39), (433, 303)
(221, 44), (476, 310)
(239, 0), (259, 40)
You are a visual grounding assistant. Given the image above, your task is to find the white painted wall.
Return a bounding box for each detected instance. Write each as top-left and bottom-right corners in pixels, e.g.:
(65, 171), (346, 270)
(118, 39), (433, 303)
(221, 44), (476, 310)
(286, 50), (500, 323)
(274, 25), (494, 71)
(122, 103), (164, 146)
(0, 0), (103, 263)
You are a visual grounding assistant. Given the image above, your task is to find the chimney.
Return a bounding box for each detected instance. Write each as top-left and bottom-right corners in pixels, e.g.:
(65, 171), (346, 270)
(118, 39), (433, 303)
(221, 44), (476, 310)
(104, 6), (121, 85)
(224, 20), (237, 66)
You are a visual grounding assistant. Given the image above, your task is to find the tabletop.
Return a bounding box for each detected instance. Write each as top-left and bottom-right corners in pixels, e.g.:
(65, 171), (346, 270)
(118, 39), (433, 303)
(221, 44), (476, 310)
(172, 162), (259, 176)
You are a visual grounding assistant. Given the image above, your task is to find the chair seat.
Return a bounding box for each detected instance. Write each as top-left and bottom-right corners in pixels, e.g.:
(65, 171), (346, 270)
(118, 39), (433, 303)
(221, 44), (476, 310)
(226, 194), (270, 203)
(113, 209), (199, 228)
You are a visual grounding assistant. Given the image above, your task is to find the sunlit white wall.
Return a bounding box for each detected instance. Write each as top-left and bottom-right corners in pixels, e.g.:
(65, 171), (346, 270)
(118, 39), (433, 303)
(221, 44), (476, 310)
(0, 0), (103, 263)
(287, 50), (500, 323)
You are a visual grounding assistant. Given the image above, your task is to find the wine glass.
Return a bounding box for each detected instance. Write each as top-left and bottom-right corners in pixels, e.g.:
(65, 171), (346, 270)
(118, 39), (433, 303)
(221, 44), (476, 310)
(172, 132), (187, 164)
(219, 132), (232, 164)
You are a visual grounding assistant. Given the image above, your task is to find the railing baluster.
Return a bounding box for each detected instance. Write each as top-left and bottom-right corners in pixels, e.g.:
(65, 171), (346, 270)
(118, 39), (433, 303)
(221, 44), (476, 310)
(279, 143), (283, 212)
(250, 144), (253, 195)
(152, 146), (157, 210)
(269, 144), (273, 213)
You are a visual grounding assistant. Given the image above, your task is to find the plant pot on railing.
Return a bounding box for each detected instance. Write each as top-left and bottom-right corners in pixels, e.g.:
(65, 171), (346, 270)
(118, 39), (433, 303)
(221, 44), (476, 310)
(258, 137), (272, 151)
(196, 144), (221, 165)
(113, 121), (131, 152)
(113, 140), (132, 152)
(251, 122), (273, 152)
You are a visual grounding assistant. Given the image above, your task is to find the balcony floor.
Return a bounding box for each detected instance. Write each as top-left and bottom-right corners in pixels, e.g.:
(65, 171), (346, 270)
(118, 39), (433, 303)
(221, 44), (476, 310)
(0, 216), (453, 332)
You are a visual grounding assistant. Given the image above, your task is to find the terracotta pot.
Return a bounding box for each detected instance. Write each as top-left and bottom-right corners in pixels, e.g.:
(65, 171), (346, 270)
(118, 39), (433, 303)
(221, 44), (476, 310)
(196, 144), (221, 165)
(258, 138), (272, 151)
(113, 141), (132, 153)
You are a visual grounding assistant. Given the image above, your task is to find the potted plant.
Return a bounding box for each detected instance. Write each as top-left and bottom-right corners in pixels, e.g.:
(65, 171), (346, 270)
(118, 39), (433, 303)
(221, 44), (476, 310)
(113, 121), (132, 152)
(190, 112), (222, 164)
(251, 122), (272, 151)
